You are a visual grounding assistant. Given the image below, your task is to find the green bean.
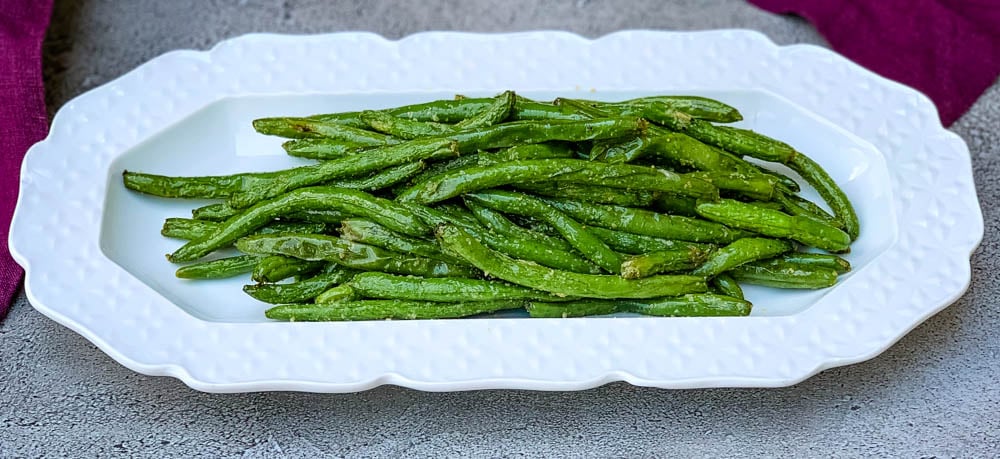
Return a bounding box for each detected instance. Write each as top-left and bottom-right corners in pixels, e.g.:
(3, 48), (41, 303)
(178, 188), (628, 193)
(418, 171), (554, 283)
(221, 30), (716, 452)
(396, 159), (717, 204)
(281, 139), (370, 160)
(542, 198), (753, 244)
(774, 191), (844, 229)
(641, 132), (754, 171)
(333, 161), (426, 191)
(654, 194), (699, 217)
(243, 265), (356, 304)
(315, 284), (358, 304)
(228, 138), (458, 208)
(339, 218), (462, 264)
(513, 182), (659, 207)
(589, 136), (648, 163)
(448, 117), (647, 153)
(236, 233), (477, 278)
(464, 200), (573, 251)
(745, 200), (785, 212)
(624, 294), (752, 317)
(526, 300), (621, 318)
(252, 255), (326, 283)
(788, 153), (860, 240)
(729, 261), (838, 289)
(175, 255), (260, 279)
(192, 202), (240, 221)
(687, 171), (778, 201)
(759, 252), (851, 274)
(360, 110), (453, 139)
(691, 237), (794, 277)
(744, 160), (801, 192)
(465, 190), (625, 273)
(162, 218), (327, 241)
(123, 170), (279, 199)
(620, 246), (712, 279)
(710, 273), (744, 299)
(265, 300), (524, 321)
(281, 210), (349, 225)
(454, 90), (515, 130)
(655, 114), (797, 163)
(349, 272), (573, 302)
(436, 225), (707, 298)
(565, 96), (743, 123)
(402, 202), (601, 274)
(252, 117), (400, 145)
(169, 186), (431, 262)
(408, 142), (575, 186)
(695, 198), (850, 252)
(588, 226), (711, 255)
(527, 293), (751, 318)
(311, 99), (492, 124)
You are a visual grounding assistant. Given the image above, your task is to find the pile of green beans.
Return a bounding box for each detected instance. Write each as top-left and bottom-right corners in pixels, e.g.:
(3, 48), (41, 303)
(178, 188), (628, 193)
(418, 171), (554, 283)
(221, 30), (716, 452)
(123, 92), (858, 321)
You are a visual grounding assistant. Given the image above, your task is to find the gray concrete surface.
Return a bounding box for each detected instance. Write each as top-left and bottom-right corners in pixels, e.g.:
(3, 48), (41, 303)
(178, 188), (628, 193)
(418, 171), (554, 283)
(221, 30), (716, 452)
(2, 0), (998, 457)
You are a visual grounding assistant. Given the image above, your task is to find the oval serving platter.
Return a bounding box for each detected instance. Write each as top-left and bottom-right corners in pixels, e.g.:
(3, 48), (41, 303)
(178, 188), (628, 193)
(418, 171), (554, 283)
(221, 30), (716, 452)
(9, 31), (982, 392)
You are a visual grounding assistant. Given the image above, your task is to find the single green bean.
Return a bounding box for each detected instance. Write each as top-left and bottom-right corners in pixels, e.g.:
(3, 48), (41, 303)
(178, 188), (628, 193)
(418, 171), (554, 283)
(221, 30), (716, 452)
(691, 237), (794, 277)
(447, 117), (647, 153)
(252, 117), (400, 145)
(170, 186), (431, 262)
(265, 300), (524, 321)
(710, 273), (744, 299)
(315, 284), (358, 304)
(623, 294), (752, 317)
(729, 261), (838, 289)
(236, 233), (478, 278)
(774, 191), (844, 229)
(621, 246), (712, 279)
(360, 110), (453, 139)
(513, 182), (658, 207)
(453, 90), (515, 130)
(695, 198), (850, 253)
(175, 255), (260, 279)
(252, 255), (326, 283)
(588, 226), (711, 255)
(464, 190), (624, 273)
(687, 171), (778, 201)
(526, 300), (621, 318)
(162, 218), (327, 241)
(788, 153), (860, 240)
(565, 96), (743, 123)
(333, 161), (426, 191)
(436, 225), (707, 299)
(192, 202), (240, 221)
(528, 293), (751, 318)
(542, 198), (754, 244)
(396, 159), (717, 204)
(243, 265), (356, 304)
(123, 169), (279, 199)
(349, 272), (574, 302)
(759, 252), (851, 274)
(654, 194), (699, 217)
(281, 139), (370, 160)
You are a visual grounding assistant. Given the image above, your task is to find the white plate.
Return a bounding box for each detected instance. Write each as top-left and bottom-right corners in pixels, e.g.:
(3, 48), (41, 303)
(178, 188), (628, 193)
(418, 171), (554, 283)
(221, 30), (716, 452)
(9, 31), (983, 392)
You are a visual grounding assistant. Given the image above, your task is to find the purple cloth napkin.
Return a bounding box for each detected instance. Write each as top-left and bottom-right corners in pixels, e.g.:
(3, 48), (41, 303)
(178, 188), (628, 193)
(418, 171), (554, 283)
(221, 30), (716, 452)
(1, 0), (53, 320)
(750, 0), (1000, 126)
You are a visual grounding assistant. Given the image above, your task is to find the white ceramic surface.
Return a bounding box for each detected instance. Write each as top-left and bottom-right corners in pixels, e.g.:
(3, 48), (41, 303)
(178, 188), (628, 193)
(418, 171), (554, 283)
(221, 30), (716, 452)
(9, 31), (983, 392)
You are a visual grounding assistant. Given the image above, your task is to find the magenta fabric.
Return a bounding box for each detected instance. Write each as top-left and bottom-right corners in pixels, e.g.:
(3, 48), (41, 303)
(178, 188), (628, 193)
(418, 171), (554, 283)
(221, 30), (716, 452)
(750, 0), (1000, 126)
(1, 0), (53, 320)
